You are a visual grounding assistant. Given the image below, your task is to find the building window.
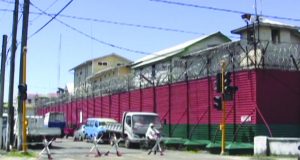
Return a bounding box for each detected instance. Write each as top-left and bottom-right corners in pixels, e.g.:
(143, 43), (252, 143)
(272, 29), (280, 43)
(98, 62), (108, 66)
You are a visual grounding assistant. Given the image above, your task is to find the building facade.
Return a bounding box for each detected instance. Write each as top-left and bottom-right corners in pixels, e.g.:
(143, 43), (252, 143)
(37, 17), (300, 143)
(71, 53), (132, 94)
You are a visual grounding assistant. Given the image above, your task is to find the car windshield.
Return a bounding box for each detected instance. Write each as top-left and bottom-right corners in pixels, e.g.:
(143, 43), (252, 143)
(132, 115), (160, 128)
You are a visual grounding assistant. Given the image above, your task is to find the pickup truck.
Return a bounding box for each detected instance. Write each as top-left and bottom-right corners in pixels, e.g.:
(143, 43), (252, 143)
(44, 112), (66, 137)
(105, 112), (162, 148)
(15, 116), (61, 146)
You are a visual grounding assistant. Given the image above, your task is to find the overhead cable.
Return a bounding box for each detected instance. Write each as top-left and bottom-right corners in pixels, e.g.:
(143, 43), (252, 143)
(29, 0), (74, 39)
(149, 0), (300, 22)
(0, 8), (240, 39)
(30, 0), (59, 23)
(30, 2), (151, 55)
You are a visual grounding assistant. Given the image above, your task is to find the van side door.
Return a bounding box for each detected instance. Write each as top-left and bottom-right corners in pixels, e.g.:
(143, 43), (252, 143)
(124, 115), (133, 137)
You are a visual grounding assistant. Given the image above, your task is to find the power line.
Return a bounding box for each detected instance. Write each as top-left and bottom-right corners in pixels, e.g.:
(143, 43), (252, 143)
(0, 8), (240, 40)
(0, 0), (14, 4)
(0, 8), (13, 12)
(150, 0), (245, 14)
(4, 14), (23, 66)
(0, 9), (216, 36)
(26, 10), (203, 35)
(29, 0), (74, 39)
(30, 3), (151, 55)
(2, 0), (300, 23)
(30, 0), (59, 23)
(57, 14), (203, 35)
(149, 0), (300, 22)
(0, 8), (239, 56)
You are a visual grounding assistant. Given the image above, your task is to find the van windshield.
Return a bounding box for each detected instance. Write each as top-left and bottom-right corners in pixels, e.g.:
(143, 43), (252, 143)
(132, 115), (161, 128)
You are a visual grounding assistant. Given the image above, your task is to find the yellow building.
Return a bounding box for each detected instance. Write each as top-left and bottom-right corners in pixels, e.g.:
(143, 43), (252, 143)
(70, 53), (132, 94)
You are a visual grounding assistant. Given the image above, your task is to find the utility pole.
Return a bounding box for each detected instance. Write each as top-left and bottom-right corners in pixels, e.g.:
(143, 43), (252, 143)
(0, 35), (7, 149)
(17, 0), (30, 151)
(220, 62), (227, 155)
(6, 0), (19, 151)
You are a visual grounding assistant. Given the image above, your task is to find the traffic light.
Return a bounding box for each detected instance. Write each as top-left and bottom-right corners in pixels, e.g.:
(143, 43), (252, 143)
(18, 83), (27, 100)
(224, 72), (232, 93)
(214, 73), (222, 93)
(223, 72), (238, 95)
(213, 96), (222, 110)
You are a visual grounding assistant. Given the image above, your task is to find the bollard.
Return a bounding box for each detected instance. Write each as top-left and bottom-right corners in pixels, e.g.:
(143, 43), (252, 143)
(298, 145), (300, 160)
(88, 135), (103, 157)
(105, 133), (122, 157)
(148, 133), (163, 156)
(39, 137), (54, 160)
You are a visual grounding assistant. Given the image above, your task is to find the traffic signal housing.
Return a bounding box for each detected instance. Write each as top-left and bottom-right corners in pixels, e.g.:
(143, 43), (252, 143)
(18, 83), (27, 100)
(214, 73), (222, 93)
(223, 72), (238, 95)
(224, 72), (232, 93)
(213, 96), (222, 110)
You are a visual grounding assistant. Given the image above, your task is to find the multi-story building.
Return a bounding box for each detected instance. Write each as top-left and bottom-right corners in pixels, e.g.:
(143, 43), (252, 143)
(71, 53), (132, 94)
(38, 17), (300, 145)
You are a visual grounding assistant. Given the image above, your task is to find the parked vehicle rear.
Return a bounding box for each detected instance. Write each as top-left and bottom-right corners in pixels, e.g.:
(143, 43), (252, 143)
(44, 112), (66, 137)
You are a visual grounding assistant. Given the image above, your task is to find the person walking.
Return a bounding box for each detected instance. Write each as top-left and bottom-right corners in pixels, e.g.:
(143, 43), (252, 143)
(146, 123), (163, 156)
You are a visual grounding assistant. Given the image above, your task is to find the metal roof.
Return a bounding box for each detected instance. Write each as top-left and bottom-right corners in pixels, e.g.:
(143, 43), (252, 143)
(132, 32), (230, 68)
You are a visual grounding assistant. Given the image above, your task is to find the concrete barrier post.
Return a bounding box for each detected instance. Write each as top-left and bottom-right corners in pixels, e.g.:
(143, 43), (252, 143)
(254, 136), (268, 155)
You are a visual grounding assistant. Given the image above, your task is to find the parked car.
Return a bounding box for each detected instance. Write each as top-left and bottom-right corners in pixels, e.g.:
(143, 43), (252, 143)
(73, 124), (85, 141)
(84, 118), (117, 142)
(64, 125), (76, 138)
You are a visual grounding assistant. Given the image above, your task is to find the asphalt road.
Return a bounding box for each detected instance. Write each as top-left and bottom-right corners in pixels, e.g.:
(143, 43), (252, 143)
(35, 138), (250, 160)
(0, 138), (297, 160)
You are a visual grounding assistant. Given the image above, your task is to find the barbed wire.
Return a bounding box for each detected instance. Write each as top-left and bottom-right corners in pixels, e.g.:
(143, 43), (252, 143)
(37, 40), (300, 106)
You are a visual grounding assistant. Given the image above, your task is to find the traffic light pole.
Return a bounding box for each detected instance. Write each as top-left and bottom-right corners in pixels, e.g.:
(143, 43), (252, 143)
(18, 0), (30, 152)
(22, 47), (28, 152)
(221, 63), (227, 155)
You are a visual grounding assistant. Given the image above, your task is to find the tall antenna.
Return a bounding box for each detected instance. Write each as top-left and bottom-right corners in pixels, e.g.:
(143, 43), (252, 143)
(90, 23), (94, 72)
(260, 0), (263, 16)
(57, 34), (61, 88)
(254, 0), (258, 17)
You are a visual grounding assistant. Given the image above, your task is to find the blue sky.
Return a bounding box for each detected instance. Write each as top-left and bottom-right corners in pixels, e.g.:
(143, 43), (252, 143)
(0, 0), (300, 98)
